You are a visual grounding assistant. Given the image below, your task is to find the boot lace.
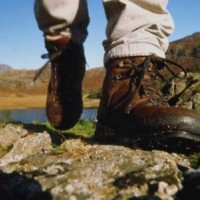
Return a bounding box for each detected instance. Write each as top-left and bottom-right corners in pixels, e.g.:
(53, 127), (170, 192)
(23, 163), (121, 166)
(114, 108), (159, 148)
(33, 45), (64, 102)
(33, 50), (63, 82)
(112, 55), (187, 113)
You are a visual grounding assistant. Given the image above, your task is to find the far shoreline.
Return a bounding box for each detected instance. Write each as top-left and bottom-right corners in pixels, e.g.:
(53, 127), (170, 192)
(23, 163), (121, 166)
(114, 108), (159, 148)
(0, 93), (99, 110)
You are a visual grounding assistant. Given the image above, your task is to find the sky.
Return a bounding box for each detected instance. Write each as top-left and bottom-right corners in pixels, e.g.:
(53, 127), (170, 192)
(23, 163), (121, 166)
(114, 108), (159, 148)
(0, 0), (200, 70)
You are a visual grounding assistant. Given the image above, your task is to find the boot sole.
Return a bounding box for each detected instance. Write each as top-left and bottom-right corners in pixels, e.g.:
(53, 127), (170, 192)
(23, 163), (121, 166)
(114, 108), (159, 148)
(94, 123), (200, 153)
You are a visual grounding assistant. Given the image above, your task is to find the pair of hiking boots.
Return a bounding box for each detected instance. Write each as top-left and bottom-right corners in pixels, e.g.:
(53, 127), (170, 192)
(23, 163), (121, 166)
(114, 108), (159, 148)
(36, 39), (200, 151)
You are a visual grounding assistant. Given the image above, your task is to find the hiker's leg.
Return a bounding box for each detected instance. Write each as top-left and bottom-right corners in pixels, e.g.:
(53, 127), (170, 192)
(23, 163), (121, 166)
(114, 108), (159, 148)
(34, 0), (88, 129)
(102, 0), (174, 63)
(34, 0), (90, 44)
(96, 0), (200, 150)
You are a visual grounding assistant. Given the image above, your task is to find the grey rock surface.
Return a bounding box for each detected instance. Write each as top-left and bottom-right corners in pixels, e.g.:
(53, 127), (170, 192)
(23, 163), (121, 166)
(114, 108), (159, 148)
(0, 124), (199, 200)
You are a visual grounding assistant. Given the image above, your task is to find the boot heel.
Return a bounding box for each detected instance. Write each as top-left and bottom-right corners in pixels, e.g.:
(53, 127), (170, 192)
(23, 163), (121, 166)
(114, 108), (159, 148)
(94, 123), (116, 141)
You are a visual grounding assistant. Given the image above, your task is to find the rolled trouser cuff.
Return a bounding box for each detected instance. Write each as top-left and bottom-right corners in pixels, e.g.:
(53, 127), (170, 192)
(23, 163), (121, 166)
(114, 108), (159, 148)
(104, 42), (166, 65)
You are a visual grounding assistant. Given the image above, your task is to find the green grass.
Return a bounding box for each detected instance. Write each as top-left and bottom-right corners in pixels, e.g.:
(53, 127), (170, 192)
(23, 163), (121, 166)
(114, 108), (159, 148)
(188, 153), (200, 169)
(64, 119), (96, 138)
(25, 119), (96, 139)
(0, 110), (11, 124)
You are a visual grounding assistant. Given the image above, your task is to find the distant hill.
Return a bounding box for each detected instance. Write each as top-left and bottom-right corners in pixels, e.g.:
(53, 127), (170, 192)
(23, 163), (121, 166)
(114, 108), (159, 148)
(166, 32), (200, 71)
(0, 64), (13, 73)
(0, 66), (105, 95)
(0, 32), (200, 95)
(83, 67), (105, 93)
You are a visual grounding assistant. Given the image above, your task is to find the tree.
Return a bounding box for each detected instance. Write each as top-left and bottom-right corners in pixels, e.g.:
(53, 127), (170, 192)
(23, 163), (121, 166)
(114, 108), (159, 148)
(177, 49), (186, 57)
(191, 46), (200, 58)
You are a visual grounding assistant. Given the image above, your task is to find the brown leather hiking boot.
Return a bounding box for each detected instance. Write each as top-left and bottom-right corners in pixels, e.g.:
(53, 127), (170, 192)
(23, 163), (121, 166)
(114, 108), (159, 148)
(95, 55), (200, 151)
(41, 39), (85, 130)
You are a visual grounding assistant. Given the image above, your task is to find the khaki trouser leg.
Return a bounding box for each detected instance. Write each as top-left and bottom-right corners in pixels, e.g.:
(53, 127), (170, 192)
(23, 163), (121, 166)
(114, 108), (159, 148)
(102, 0), (174, 63)
(34, 0), (174, 62)
(34, 0), (90, 44)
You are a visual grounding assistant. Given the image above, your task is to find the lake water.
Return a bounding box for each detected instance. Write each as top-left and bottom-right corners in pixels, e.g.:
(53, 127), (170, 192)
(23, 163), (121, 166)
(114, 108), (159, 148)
(0, 108), (97, 124)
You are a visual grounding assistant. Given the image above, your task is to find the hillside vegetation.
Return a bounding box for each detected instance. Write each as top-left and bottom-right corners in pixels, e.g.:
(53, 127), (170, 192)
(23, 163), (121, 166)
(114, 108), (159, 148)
(167, 32), (200, 71)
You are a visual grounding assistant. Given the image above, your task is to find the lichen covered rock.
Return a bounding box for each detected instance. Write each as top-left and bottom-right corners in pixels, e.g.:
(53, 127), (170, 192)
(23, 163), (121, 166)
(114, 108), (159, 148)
(0, 124), (199, 200)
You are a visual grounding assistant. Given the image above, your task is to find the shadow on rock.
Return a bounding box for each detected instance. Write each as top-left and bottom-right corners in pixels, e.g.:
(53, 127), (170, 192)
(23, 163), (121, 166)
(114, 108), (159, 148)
(22, 123), (97, 146)
(175, 171), (200, 200)
(95, 134), (200, 155)
(129, 196), (161, 200)
(17, 122), (200, 155)
(0, 170), (52, 200)
(21, 123), (65, 146)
